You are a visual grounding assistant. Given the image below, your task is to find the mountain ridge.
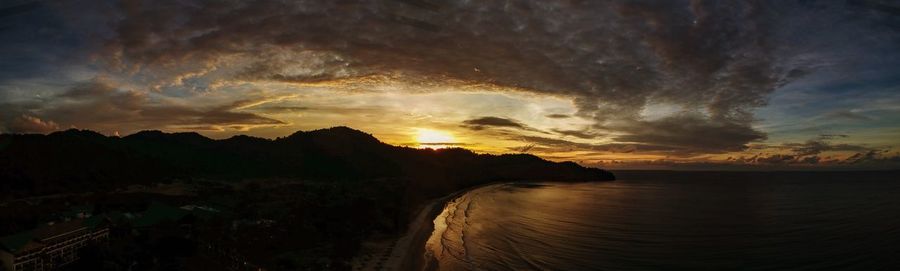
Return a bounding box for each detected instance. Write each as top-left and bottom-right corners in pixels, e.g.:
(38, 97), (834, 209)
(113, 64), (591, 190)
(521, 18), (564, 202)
(0, 126), (614, 198)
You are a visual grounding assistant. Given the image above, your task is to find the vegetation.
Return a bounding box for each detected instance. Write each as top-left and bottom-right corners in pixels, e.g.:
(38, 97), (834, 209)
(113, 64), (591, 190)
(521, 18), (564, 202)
(0, 127), (614, 270)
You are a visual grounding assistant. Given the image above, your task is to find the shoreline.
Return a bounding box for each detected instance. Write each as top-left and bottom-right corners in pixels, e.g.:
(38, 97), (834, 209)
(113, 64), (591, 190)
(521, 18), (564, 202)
(353, 180), (612, 270)
(353, 183), (497, 271)
(385, 183), (493, 271)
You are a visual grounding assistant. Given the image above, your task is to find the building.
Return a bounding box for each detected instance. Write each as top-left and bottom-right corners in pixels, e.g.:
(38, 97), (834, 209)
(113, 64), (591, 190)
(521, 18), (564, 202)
(0, 217), (109, 271)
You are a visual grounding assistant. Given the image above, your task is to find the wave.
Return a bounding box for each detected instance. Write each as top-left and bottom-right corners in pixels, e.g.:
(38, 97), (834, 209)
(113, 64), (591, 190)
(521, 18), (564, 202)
(424, 184), (504, 270)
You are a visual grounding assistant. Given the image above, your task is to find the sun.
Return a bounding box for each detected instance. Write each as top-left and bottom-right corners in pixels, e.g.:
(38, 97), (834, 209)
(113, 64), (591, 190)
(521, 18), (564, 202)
(415, 128), (456, 147)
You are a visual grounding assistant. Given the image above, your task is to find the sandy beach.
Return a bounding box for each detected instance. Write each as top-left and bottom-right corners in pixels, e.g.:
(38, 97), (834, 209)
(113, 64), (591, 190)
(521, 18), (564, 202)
(352, 184), (489, 271)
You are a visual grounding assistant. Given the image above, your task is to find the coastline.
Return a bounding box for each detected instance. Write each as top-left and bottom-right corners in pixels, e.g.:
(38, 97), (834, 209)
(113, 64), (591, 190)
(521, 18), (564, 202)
(353, 183), (496, 271)
(353, 179), (614, 270)
(386, 183), (493, 271)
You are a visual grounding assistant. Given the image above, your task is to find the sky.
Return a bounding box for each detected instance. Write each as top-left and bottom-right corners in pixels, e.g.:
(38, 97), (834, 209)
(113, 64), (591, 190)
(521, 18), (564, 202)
(1, 0), (899, 170)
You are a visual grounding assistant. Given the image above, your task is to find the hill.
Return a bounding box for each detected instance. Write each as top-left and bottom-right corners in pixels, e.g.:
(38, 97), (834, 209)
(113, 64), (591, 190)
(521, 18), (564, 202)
(0, 127), (614, 269)
(0, 127), (614, 198)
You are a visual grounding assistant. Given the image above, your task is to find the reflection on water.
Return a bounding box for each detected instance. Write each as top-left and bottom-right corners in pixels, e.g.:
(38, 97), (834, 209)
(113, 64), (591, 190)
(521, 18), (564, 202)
(424, 172), (900, 270)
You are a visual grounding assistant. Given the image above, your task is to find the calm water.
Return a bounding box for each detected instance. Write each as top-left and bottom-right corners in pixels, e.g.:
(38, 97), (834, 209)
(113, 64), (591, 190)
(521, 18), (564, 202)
(423, 171), (900, 270)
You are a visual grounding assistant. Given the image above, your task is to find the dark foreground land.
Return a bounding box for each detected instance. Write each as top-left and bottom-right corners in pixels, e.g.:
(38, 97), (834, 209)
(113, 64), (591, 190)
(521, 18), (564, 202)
(0, 127), (613, 270)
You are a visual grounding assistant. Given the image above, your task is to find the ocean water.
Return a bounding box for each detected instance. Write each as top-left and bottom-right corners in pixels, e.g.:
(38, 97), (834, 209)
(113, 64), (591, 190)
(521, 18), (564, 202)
(423, 171), (900, 270)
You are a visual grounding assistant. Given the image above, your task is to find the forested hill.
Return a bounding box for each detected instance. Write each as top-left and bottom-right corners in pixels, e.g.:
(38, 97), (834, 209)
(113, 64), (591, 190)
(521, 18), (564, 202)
(0, 126), (614, 198)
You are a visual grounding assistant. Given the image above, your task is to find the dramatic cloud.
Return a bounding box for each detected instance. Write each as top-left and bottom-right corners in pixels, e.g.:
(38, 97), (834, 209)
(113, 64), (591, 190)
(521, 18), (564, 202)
(1, 0), (898, 168)
(818, 134), (848, 140)
(612, 114), (767, 153)
(784, 140), (871, 156)
(545, 114), (570, 119)
(69, 0), (825, 153)
(515, 135), (680, 155)
(551, 129), (600, 140)
(724, 135), (896, 167)
(462, 117), (527, 130)
(742, 150), (900, 167)
(0, 79), (285, 134)
(754, 154), (799, 165)
(591, 148), (900, 170)
(2, 114), (59, 134)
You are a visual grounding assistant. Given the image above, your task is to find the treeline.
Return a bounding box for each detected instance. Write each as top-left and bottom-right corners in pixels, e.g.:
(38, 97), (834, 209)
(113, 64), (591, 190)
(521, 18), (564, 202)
(1, 127), (614, 269)
(0, 126), (614, 199)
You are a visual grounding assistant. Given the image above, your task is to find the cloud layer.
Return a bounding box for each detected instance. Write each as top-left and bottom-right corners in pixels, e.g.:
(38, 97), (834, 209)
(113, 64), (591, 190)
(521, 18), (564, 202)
(1, 0), (898, 168)
(1, 79), (284, 133)
(79, 0), (822, 153)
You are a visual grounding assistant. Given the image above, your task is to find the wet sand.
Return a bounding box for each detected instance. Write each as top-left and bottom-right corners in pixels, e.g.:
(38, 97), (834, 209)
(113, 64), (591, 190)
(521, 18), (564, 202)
(353, 184), (491, 271)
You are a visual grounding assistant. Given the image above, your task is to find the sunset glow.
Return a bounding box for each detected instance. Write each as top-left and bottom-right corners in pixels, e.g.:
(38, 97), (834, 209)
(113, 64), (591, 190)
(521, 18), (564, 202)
(0, 1), (898, 170)
(2, 1), (900, 270)
(415, 129), (456, 148)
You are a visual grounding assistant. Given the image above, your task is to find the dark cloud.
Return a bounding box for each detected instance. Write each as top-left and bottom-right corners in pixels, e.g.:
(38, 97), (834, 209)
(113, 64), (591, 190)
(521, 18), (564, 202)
(818, 134), (848, 140)
(0, 1), (41, 19)
(248, 106), (311, 113)
(755, 154), (797, 165)
(69, 0), (828, 153)
(551, 129), (599, 139)
(462, 116), (526, 130)
(523, 133), (897, 168)
(511, 143), (537, 153)
(745, 150), (899, 167)
(784, 140), (871, 156)
(843, 150), (889, 165)
(1, 0), (895, 160)
(517, 135), (683, 155)
(613, 114), (767, 153)
(2, 114), (59, 134)
(798, 155), (821, 164)
(595, 152), (900, 170)
(727, 136), (892, 167)
(1, 79), (285, 134)
(545, 114), (570, 119)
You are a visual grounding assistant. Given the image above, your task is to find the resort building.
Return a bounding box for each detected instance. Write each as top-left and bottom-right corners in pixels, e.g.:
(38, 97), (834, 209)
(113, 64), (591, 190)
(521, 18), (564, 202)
(0, 217), (109, 271)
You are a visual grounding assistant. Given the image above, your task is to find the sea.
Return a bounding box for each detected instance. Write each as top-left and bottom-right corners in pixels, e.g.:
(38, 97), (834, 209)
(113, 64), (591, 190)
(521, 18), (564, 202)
(423, 171), (900, 270)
